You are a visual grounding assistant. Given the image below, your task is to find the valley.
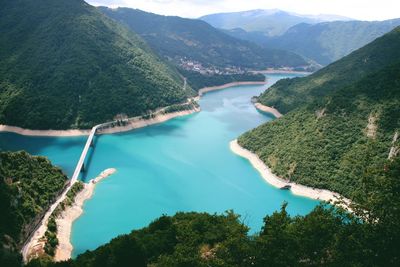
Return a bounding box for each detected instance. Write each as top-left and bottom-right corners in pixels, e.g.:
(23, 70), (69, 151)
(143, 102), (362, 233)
(1, 1), (399, 266)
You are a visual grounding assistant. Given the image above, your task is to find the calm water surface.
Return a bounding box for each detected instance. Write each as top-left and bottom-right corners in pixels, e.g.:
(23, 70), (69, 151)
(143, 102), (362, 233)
(0, 74), (318, 256)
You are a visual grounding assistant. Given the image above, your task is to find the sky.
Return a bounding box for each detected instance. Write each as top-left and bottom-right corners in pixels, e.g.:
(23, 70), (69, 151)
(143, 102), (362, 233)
(86, 0), (400, 21)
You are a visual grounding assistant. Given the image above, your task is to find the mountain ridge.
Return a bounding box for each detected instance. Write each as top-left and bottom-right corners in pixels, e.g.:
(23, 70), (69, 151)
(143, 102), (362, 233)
(99, 7), (309, 70)
(0, 0), (192, 130)
(200, 9), (351, 36)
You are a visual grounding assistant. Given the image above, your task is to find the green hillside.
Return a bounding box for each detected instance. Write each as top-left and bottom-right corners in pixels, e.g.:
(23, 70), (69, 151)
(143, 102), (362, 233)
(239, 27), (400, 198)
(258, 27), (400, 114)
(99, 7), (308, 70)
(0, 151), (67, 266)
(267, 19), (400, 65)
(224, 19), (400, 65)
(0, 0), (192, 130)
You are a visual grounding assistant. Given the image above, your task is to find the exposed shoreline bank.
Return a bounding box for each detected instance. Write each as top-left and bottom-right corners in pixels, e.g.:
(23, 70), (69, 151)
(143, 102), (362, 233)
(198, 81), (267, 96)
(251, 69), (312, 75)
(254, 102), (283, 118)
(54, 168), (116, 262)
(0, 108), (199, 137)
(0, 79), (268, 137)
(230, 139), (351, 210)
(0, 125), (91, 137)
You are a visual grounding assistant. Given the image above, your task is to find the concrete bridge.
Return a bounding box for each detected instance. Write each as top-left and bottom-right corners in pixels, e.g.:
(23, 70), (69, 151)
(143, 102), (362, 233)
(70, 124), (99, 184)
(22, 122), (112, 262)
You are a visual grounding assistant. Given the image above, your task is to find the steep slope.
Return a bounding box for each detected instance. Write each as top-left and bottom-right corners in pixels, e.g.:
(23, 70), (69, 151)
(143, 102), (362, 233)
(200, 9), (350, 36)
(0, 0), (192, 130)
(258, 27), (400, 114)
(266, 19), (400, 65)
(224, 19), (400, 66)
(0, 151), (67, 266)
(99, 7), (308, 70)
(239, 28), (400, 198)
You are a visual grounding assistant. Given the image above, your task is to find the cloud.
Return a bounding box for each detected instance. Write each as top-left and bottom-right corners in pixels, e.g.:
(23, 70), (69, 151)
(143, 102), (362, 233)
(85, 0), (400, 20)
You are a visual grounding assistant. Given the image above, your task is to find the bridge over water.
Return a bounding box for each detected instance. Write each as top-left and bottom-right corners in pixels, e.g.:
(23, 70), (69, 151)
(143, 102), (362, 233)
(22, 121), (113, 262)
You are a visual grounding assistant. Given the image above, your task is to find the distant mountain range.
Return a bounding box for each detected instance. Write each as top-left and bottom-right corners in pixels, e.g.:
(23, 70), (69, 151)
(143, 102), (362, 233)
(99, 7), (309, 70)
(0, 0), (192, 130)
(224, 18), (400, 65)
(200, 9), (352, 36)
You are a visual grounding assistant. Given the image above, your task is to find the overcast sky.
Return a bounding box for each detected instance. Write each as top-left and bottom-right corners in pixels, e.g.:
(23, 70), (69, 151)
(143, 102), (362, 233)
(87, 0), (400, 21)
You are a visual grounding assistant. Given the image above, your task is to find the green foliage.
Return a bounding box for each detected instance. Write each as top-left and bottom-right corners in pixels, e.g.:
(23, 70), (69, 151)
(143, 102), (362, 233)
(259, 26), (400, 114)
(0, 151), (67, 266)
(179, 69), (265, 91)
(99, 7), (307, 69)
(44, 218), (58, 256)
(240, 61), (400, 198)
(2, 156), (399, 267)
(31, 158), (400, 266)
(41, 181), (85, 258)
(0, 0), (193, 130)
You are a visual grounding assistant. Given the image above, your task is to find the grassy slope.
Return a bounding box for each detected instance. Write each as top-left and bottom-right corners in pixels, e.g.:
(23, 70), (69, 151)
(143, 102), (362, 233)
(0, 0), (192, 130)
(239, 28), (400, 198)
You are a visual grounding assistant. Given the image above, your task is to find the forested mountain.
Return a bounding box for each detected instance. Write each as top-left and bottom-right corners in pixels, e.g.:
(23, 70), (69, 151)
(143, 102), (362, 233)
(259, 27), (400, 114)
(0, 151), (67, 266)
(200, 9), (350, 36)
(99, 7), (308, 70)
(238, 27), (400, 199)
(0, 0), (192, 130)
(224, 18), (400, 65)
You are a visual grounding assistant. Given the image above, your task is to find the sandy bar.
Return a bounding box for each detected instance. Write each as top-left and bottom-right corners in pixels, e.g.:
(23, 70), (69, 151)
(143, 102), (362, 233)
(97, 108), (200, 135)
(54, 168), (116, 262)
(254, 103), (283, 118)
(230, 139), (352, 210)
(198, 81), (267, 96)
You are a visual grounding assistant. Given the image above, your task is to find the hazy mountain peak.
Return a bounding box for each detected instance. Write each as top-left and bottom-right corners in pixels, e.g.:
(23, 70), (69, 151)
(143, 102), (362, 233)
(200, 8), (352, 36)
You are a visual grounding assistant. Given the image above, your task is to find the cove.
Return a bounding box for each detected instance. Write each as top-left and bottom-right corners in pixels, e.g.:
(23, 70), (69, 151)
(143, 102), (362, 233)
(0, 73), (319, 257)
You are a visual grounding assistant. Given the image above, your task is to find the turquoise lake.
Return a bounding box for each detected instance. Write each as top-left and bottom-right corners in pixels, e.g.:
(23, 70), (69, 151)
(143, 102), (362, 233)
(0, 73), (319, 256)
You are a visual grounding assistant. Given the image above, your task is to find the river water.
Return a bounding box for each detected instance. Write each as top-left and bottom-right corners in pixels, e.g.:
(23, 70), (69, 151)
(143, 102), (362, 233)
(0, 73), (319, 256)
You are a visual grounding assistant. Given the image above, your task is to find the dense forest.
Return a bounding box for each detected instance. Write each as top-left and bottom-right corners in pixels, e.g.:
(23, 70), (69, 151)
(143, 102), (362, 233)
(99, 7), (308, 70)
(0, 151), (68, 266)
(179, 70), (266, 91)
(24, 157), (400, 267)
(258, 26), (400, 114)
(0, 152), (398, 266)
(0, 0), (194, 130)
(239, 27), (400, 198)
